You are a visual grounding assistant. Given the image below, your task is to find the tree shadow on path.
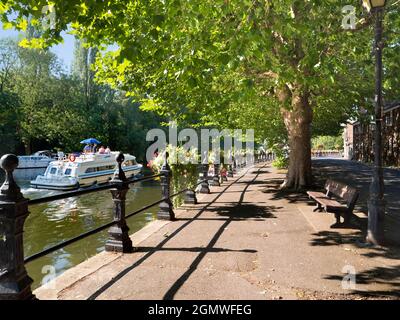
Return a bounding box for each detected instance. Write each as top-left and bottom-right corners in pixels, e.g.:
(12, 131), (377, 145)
(87, 165), (270, 300)
(323, 264), (400, 299)
(162, 166), (276, 300)
(261, 178), (314, 204)
(312, 230), (400, 298)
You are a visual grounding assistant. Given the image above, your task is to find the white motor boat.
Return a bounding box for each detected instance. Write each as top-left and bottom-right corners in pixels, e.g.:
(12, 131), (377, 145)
(17, 150), (58, 169)
(31, 152), (142, 190)
(15, 151), (61, 181)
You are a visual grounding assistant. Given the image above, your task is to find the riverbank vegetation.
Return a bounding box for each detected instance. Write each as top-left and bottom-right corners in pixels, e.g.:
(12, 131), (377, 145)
(312, 135), (344, 152)
(0, 35), (165, 161)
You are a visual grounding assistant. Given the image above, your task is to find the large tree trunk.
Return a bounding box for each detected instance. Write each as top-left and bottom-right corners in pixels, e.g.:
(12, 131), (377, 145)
(278, 85), (313, 190)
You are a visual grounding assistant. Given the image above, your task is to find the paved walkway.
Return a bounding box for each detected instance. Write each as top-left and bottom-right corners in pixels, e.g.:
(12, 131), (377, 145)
(35, 163), (400, 300)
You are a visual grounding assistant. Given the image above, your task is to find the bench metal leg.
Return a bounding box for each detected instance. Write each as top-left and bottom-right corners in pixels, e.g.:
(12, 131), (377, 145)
(330, 213), (342, 229)
(335, 213), (341, 224)
(343, 212), (352, 226)
(331, 212), (353, 229)
(313, 203), (323, 212)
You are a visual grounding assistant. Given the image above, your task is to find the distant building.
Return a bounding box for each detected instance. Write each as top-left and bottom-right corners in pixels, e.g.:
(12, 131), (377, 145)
(344, 102), (400, 166)
(343, 121), (356, 160)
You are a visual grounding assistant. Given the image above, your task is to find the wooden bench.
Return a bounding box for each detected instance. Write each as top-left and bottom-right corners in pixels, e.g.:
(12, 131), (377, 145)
(307, 179), (359, 227)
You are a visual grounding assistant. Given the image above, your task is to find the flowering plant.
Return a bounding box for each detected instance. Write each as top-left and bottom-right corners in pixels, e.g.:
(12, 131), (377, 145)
(149, 145), (200, 207)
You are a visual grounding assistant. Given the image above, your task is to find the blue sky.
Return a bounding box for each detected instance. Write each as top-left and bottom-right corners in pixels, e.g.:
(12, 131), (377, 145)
(0, 22), (75, 72)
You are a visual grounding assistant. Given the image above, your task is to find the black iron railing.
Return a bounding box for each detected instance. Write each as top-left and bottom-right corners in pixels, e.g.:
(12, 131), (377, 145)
(0, 151), (268, 300)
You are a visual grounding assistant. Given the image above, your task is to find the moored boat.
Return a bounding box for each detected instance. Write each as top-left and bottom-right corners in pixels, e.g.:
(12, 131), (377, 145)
(17, 150), (57, 170)
(15, 151), (61, 181)
(31, 151), (142, 190)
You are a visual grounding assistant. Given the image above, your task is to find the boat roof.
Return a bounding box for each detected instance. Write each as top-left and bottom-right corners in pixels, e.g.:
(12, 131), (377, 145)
(49, 152), (137, 166)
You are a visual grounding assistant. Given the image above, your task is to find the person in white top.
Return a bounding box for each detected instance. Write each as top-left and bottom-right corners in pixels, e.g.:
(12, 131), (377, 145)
(105, 146), (111, 154)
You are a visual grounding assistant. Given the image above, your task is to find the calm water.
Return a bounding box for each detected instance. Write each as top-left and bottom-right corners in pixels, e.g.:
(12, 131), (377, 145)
(18, 178), (161, 290)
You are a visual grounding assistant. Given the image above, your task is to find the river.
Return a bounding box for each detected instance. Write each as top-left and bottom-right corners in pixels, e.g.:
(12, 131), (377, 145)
(18, 176), (162, 290)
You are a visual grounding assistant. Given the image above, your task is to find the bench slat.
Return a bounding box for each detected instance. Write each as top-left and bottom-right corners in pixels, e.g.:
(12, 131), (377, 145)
(306, 191), (326, 199)
(309, 179), (359, 226)
(325, 179), (358, 206)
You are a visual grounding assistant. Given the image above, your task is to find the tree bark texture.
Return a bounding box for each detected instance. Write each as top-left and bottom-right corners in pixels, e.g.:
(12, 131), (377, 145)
(277, 84), (313, 190)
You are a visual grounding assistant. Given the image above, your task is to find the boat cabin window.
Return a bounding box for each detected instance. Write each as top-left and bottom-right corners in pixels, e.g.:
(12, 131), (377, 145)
(49, 167), (57, 174)
(102, 165), (115, 171)
(85, 165), (115, 173)
(123, 160), (137, 166)
(64, 169), (72, 176)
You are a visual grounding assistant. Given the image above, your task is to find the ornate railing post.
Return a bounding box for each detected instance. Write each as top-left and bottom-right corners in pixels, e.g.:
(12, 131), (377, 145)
(184, 163), (199, 205)
(105, 153), (133, 253)
(198, 163), (210, 194)
(0, 154), (34, 300)
(184, 189), (198, 205)
(228, 164), (234, 178)
(210, 163), (220, 186)
(158, 152), (175, 220)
